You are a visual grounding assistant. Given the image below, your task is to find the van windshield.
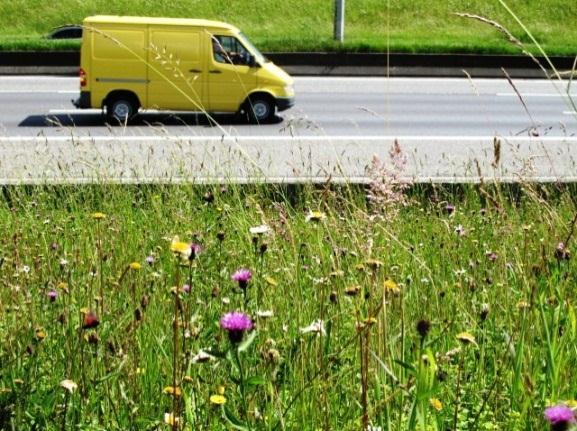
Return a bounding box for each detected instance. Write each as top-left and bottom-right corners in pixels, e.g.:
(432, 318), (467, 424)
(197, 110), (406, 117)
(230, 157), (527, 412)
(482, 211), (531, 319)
(238, 33), (268, 64)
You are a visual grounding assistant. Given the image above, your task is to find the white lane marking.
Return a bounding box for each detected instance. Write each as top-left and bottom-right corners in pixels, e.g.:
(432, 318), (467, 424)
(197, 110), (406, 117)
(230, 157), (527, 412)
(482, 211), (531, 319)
(0, 90), (78, 94)
(2, 135), (577, 143)
(48, 109), (98, 114)
(497, 93), (577, 97)
(563, 111), (577, 115)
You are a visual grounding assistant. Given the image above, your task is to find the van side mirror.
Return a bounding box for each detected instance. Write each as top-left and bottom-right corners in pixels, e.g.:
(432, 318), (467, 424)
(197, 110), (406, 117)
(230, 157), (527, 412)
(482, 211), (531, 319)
(247, 54), (259, 68)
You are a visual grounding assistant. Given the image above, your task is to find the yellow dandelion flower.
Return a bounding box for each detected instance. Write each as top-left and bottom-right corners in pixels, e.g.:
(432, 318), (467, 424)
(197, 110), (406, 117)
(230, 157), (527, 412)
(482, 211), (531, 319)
(517, 301), (530, 310)
(456, 332), (477, 346)
(170, 237), (191, 258)
(35, 328), (47, 341)
(129, 262), (142, 270)
(91, 212), (106, 220)
(210, 394), (226, 405)
(305, 210), (326, 222)
(56, 281), (69, 292)
(163, 386), (182, 397)
(79, 307), (90, 314)
(183, 375), (193, 383)
(384, 279), (400, 294)
(430, 398), (443, 411)
(163, 413), (180, 426)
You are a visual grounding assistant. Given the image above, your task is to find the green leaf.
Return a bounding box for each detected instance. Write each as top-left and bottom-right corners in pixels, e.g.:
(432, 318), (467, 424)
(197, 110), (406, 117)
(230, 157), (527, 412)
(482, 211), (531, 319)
(223, 406), (249, 431)
(246, 375), (266, 387)
(238, 330), (257, 353)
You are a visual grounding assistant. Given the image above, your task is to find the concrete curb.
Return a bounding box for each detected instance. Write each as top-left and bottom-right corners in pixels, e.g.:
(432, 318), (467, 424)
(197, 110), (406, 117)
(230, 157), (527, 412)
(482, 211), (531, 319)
(0, 51), (575, 78)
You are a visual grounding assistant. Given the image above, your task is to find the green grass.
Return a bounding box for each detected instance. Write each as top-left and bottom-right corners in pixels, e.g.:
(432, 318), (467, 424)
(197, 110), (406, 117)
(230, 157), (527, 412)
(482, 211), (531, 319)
(1, 0), (577, 54)
(1, 180), (576, 430)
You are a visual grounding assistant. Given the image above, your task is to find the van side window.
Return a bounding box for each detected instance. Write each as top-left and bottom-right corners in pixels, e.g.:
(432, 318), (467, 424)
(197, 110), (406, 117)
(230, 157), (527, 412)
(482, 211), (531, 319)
(212, 35), (250, 65)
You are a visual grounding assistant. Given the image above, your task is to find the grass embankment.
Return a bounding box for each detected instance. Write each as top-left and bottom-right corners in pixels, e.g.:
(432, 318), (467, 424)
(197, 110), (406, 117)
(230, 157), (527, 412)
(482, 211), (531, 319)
(1, 181), (576, 430)
(0, 0), (577, 55)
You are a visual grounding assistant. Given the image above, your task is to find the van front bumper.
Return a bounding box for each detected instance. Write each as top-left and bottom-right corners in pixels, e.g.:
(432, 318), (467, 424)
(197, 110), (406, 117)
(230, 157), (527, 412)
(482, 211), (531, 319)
(73, 91), (91, 109)
(277, 96), (295, 112)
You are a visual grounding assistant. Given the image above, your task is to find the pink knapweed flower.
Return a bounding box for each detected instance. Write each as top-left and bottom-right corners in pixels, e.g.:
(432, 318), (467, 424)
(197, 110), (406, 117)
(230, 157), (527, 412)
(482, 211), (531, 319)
(231, 269), (252, 289)
(220, 311), (253, 343)
(544, 405), (575, 430)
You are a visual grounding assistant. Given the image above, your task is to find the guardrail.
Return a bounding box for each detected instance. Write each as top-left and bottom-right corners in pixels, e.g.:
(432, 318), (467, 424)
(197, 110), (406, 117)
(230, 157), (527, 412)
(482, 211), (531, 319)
(0, 51), (575, 77)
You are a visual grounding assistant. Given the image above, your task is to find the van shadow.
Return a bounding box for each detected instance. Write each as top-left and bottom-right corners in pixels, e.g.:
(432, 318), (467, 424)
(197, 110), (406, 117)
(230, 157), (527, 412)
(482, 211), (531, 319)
(19, 112), (284, 129)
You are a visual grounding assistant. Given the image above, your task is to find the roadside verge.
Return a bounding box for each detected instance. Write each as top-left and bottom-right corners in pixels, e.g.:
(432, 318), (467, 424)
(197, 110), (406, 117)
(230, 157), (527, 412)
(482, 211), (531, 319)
(0, 51), (575, 78)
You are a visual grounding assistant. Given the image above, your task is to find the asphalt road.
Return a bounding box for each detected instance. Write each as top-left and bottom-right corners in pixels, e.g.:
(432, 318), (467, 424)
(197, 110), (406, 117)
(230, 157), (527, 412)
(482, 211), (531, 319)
(1, 76), (577, 184)
(1, 76), (577, 137)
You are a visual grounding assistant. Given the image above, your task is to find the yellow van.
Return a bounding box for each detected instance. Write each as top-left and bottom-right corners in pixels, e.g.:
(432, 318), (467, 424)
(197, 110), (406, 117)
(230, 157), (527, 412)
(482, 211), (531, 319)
(73, 15), (295, 123)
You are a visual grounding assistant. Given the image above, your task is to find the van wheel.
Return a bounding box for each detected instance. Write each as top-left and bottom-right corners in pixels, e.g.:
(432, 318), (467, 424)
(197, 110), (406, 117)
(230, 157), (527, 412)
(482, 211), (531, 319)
(106, 96), (138, 124)
(246, 96), (275, 123)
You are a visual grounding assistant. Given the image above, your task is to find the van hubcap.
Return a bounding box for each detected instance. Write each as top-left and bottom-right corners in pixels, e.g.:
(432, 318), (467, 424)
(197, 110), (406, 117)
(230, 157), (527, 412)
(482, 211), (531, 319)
(252, 101), (269, 120)
(113, 102), (131, 120)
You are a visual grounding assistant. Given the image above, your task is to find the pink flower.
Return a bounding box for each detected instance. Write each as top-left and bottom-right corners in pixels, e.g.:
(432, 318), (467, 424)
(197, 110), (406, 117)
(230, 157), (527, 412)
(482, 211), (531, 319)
(544, 405), (575, 430)
(220, 311), (253, 343)
(231, 269), (252, 289)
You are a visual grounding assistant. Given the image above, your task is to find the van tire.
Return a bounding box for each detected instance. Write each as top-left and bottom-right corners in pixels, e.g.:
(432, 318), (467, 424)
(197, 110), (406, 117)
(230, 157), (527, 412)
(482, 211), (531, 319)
(245, 95), (275, 124)
(105, 95), (139, 124)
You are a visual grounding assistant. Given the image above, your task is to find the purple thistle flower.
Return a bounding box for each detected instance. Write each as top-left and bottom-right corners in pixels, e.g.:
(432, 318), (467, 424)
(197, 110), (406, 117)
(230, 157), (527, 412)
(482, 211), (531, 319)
(189, 243), (202, 261)
(486, 252), (498, 262)
(47, 290), (58, 302)
(444, 204), (455, 215)
(145, 255), (155, 265)
(182, 284), (190, 294)
(220, 311), (253, 343)
(545, 405), (575, 431)
(231, 268), (252, 289)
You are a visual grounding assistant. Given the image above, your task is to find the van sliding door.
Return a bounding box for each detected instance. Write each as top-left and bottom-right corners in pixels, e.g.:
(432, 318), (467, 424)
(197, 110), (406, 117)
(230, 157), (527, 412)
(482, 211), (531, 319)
(147, 28), (205, 111)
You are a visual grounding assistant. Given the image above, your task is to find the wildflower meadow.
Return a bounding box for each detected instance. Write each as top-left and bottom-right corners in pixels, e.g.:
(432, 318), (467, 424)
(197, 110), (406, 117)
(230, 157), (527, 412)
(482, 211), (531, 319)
(0, 180), (576, 430)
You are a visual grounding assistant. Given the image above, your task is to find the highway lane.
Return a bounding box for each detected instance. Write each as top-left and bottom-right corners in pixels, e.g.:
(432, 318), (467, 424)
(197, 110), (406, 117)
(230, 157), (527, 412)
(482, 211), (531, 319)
(0, 76), (577, 137)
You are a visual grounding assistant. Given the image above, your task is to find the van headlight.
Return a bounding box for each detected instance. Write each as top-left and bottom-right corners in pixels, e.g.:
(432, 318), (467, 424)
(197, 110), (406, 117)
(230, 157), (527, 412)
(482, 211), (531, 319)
(284, 84), (294, 96)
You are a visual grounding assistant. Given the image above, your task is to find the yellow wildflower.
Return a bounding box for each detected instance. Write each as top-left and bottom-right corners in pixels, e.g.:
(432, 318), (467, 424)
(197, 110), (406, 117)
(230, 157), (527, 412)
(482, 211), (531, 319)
(170, 237), (191, 259)
(305, 210), (326, 222)
(210, 394), (226, 405)
(91, 212), (106, 220)
(163, 386), (182, 397)
(35, 328), (47, 341)
(384, 279), (400, 294)
(430, 398), (443, 411)
(163, 413), (179, 426)
(129, 262), (142, 270)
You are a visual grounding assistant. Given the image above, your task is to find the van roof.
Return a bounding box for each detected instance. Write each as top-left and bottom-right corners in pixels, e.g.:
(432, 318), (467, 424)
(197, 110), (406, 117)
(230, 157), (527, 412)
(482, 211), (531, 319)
(83, 15), (239, 32)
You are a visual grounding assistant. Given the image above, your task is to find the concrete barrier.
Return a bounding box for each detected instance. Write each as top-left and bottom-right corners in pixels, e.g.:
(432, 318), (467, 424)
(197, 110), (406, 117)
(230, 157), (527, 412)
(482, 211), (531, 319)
(1, 135), (576, 184)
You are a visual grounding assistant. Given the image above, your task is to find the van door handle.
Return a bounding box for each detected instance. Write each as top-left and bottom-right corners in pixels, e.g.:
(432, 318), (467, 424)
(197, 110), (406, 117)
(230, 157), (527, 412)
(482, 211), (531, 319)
(209, 70), (222, 74)
(189, 69), (202, 73)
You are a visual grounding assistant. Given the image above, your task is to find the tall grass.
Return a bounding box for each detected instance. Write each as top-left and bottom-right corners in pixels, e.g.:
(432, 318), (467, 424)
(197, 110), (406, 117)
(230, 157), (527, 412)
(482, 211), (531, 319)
(0, 181), (576, 430)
